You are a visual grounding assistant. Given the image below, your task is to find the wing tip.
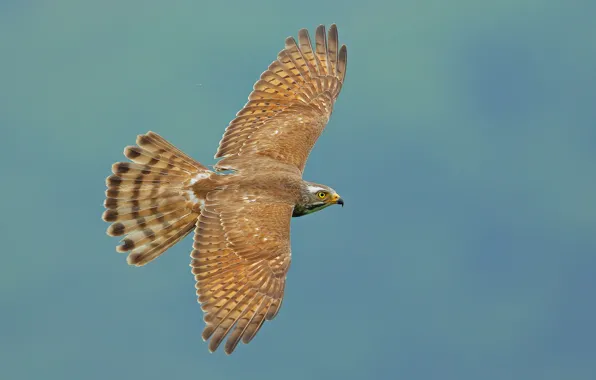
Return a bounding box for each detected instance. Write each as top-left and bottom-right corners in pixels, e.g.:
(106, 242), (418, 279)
(284, 36), (297, 48)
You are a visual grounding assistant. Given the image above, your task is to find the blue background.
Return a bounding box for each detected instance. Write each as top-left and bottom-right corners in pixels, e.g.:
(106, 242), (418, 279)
(1, 1), (595, 379)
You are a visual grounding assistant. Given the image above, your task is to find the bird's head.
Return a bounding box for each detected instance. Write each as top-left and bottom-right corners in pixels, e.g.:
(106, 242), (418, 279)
(293, 182), (344, 217)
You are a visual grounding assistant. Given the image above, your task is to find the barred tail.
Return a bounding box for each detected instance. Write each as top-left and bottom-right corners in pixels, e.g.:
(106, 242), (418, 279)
(102, 131), (210, 266)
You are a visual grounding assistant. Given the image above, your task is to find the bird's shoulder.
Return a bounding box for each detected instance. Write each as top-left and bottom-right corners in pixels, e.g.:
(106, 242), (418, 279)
(213, 156), (304, 204)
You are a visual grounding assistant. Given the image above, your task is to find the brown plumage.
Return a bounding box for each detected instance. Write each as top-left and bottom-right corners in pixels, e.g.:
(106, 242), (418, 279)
(103, 132), (208, 266)
(102, 24), (348, 354)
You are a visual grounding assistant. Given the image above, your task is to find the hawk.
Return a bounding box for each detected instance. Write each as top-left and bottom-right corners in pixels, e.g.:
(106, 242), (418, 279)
(102, 24), (347, 354)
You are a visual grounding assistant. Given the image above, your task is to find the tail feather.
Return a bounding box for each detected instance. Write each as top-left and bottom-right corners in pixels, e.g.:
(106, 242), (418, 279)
(105, 187), (178, 200)
(103, 194), (184, 210)
(111, 166), (189, 181)
(116, 212), (198, 253)
(127, 222), (196, 266)
(123, 143), (204, 174)
(111, 162), (188, 178)
(106, 174), (174, 188)
(102, 202), (183, 222)
(106, 208), (188, 237)
(103, 131), (211, 266)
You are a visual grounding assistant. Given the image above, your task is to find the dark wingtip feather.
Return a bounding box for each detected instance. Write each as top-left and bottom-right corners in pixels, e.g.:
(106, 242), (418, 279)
(202, 325), (215, 341)
(224, 343), (236, 355)
(284, 36), (296, 47)
(338, 45), (348, 82)
(124, 146), (141, 159)
(136, 134), (152, 147)
(208, 337), (222, 353)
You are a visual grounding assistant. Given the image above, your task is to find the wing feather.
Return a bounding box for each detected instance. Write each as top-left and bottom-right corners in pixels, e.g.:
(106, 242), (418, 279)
(214, 24), (348, 173)
(191, 190), (293, 354)
(327, 24), (339, 76)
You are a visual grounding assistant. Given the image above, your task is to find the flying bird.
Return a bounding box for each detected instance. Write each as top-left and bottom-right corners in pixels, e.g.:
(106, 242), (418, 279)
(102, 24), (348, 354)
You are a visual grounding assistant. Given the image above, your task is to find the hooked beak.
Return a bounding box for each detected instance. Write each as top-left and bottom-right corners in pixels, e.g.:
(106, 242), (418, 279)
(330, 193), (344, 207)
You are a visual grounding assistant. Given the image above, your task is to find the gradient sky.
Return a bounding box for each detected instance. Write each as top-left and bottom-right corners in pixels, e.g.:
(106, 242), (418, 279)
(1, 1), (595, 379)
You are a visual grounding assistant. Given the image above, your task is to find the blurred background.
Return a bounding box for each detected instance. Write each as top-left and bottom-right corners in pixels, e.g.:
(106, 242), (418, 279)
(1, 0), (595, 379)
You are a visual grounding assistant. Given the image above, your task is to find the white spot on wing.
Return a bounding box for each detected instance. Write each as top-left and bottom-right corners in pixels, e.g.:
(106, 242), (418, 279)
(185, 189), (204, 208)
(190, 172), (210, 185)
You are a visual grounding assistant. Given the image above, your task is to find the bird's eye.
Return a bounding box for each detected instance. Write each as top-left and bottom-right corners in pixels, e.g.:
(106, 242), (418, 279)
(317, 191), (327, 199)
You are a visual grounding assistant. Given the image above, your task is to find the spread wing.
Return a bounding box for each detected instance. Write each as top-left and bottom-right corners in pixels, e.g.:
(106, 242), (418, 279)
(215, 24), (348, 173)
(191, 188), (293, 354)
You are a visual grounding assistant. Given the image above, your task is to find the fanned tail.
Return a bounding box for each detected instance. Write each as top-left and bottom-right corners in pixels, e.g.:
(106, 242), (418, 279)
(102, 131), (211, 266)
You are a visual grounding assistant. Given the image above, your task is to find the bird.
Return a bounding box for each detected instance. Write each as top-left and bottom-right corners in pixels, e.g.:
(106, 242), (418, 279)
(102, 24), (348, 354)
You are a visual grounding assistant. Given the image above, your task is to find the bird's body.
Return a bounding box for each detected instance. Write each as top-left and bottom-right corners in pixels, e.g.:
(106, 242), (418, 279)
(103, 24), (348, 354)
